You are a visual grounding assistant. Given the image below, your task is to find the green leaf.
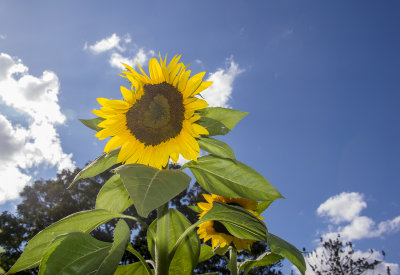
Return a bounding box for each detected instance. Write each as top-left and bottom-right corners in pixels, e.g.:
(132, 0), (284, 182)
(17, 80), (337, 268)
(213, 245), (229, 256)
(78, 117), (105, 132)
(115, 164), (191, 217)
(184, 155), (283, 201)
(97, 220), (131, 274)
(255, 201), (273, 215)
(147, 210), (200, 275)
(187, 205), (202, 213)
(95, 174), (133, 213)
(114, 262), (151, 275)
(39, 232), (112, 275)
(198, 245), (213, 263)
(197, 107), (248, 135)
(146, 220), (157, 260)
(239, 252), (283, 274)
(267, 233), (306, 275)
(198, 137), (235, 159)
(197, 117), (230, 136)
(8, 210), (127, 274)
(200, 202), (267, 241)
(69, 149), (120, 187)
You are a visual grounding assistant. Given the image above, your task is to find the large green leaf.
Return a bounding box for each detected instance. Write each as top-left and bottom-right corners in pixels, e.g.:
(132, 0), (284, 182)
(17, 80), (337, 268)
(267, 233), (306, 275)
(199, 202), (267, 241)
(147, 209), (200, 275)
(197, 107), (248, 136)
(239, 252), (283, 274)
(39, 232), (111, 275)
(39, 220), (130, 275)
(69, 149), (120, 187)
(196, 117), (230, 136)
(97, 220), (131, 274)
(8, 210), (127, 274)
(184, 155), (283, 201)
(78, 117), (105, 132)
(95, 174), (133, 213)
(114, 262), (151, 275)
(198, 137), (235, 159)
(115, 164), (191, 217)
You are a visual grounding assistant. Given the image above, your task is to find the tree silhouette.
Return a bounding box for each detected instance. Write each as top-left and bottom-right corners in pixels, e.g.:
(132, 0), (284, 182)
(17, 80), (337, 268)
(0, 164), (282, 274)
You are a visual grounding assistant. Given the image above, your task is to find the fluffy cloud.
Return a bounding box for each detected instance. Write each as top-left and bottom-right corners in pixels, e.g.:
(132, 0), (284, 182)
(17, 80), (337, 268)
(0, 53), (74, 204)
(317, 192), (400, 241)
(84, 33), (154, 70)
(200, 56), (244, 108)
(317, 192), (367, 224)
(84, 33), (130, 54)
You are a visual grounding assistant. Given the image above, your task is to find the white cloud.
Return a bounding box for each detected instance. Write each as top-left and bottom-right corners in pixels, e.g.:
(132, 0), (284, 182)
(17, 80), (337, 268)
(0, 53), (75, 204)
(200, 56), (244, 108)
(317, 192), (367, 224)
(0, 34), (6, 40)
(84, 33), (126, 54)
(317, 192), (400, 241)
(109, 48), (155, 70)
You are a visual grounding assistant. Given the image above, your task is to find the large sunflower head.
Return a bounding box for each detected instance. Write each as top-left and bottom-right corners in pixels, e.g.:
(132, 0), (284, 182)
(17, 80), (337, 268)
(197, 194), (264, 252)
(93, 54), (212, 169)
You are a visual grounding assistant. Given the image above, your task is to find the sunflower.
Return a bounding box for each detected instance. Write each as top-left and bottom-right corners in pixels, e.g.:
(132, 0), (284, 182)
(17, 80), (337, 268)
(93, 54), (212, 169)
(197, 194), (264, 251)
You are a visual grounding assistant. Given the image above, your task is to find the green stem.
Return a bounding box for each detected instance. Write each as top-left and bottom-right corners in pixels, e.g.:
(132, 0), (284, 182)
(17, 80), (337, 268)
(228, 246), (238, 275)
(126, 244), (153, 275)
(155, 203), (169, 275)
(120, 214), (149, 230)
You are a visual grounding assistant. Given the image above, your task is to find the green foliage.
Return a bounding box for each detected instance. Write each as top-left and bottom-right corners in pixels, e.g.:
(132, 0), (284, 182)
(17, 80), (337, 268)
(199, 202), (267, 241)
(95, 174), (133, 213)
(115, 164), (191, 217)
(255, 201), (273, 215)
(70, 149), (120, 187)
(78, 117), (105, 132)
(8, 210), (128, 274)
(114, 262), (150, 275)
(239, 252), (283, 275)
(197, 107), (248, 136)
(184, 155), (283, 201)
(198, 137), (235, 159)
(198, 245), (213, 263)
(267, 233), (306, 275)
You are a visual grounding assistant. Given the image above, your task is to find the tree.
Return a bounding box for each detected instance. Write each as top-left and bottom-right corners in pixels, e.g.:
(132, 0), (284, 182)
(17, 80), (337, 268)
(306, 235), (384, 275)
(0, 165), (282, 274)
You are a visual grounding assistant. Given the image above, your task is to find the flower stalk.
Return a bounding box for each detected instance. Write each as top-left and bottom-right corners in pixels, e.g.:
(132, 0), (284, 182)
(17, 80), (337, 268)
(155, 203), (170, 275)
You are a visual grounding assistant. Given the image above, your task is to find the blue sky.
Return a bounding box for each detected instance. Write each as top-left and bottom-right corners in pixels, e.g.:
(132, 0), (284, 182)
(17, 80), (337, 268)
(0, 0), (399, 273)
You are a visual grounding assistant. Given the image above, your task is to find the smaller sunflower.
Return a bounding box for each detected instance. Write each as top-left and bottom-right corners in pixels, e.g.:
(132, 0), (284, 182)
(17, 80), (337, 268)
(196, 194), (264, 251)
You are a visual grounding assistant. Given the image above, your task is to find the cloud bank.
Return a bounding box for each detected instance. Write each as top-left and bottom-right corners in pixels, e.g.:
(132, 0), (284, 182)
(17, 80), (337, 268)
(0, 53), (75, 204)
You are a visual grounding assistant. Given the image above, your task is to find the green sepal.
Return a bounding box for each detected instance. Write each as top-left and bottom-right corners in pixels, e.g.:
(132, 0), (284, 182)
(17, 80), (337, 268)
(187, 205), (202, 213)
(267, 233), (306, 275)
(183, 155), (283, 201)
(78, 117), (105, 132)
(115, 164), (191, 217)
(69, 149), (120, 188)
(198, 245), (214, 263)
(255, 201), (273, 215)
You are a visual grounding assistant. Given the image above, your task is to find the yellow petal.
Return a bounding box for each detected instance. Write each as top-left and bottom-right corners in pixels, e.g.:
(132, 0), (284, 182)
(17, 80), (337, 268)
(120, 86), (134, 103)
(191, 81), (213, 96)
(97, 98), (130, 109)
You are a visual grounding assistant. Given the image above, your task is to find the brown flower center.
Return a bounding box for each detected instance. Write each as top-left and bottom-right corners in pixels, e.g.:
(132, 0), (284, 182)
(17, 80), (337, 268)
(125, 82), (185, 146)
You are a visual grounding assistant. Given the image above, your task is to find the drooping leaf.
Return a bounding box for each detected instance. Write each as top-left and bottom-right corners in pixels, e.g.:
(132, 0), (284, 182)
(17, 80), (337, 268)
(95, 174), (133, 213)
(198, 245), (213, 263)
(114, 262), (151, 275)
(198, 137), (235, 159)
(199, 202), (267, 241)
(267, 233), (306, 275)
(197, 107), (248, 135)
(96, 219), (131, 274)
(8, 210), (127, 274)
(147, 209), (200, 274)
(69, 149), (120, 187)
(184, 155), (283, 201)
(78, 117), (105, 132)
(239, 251), (283, 274)
(255, 201), (273, 215)
(39, 232), (111, 275)
(115, 164), (191, 217)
